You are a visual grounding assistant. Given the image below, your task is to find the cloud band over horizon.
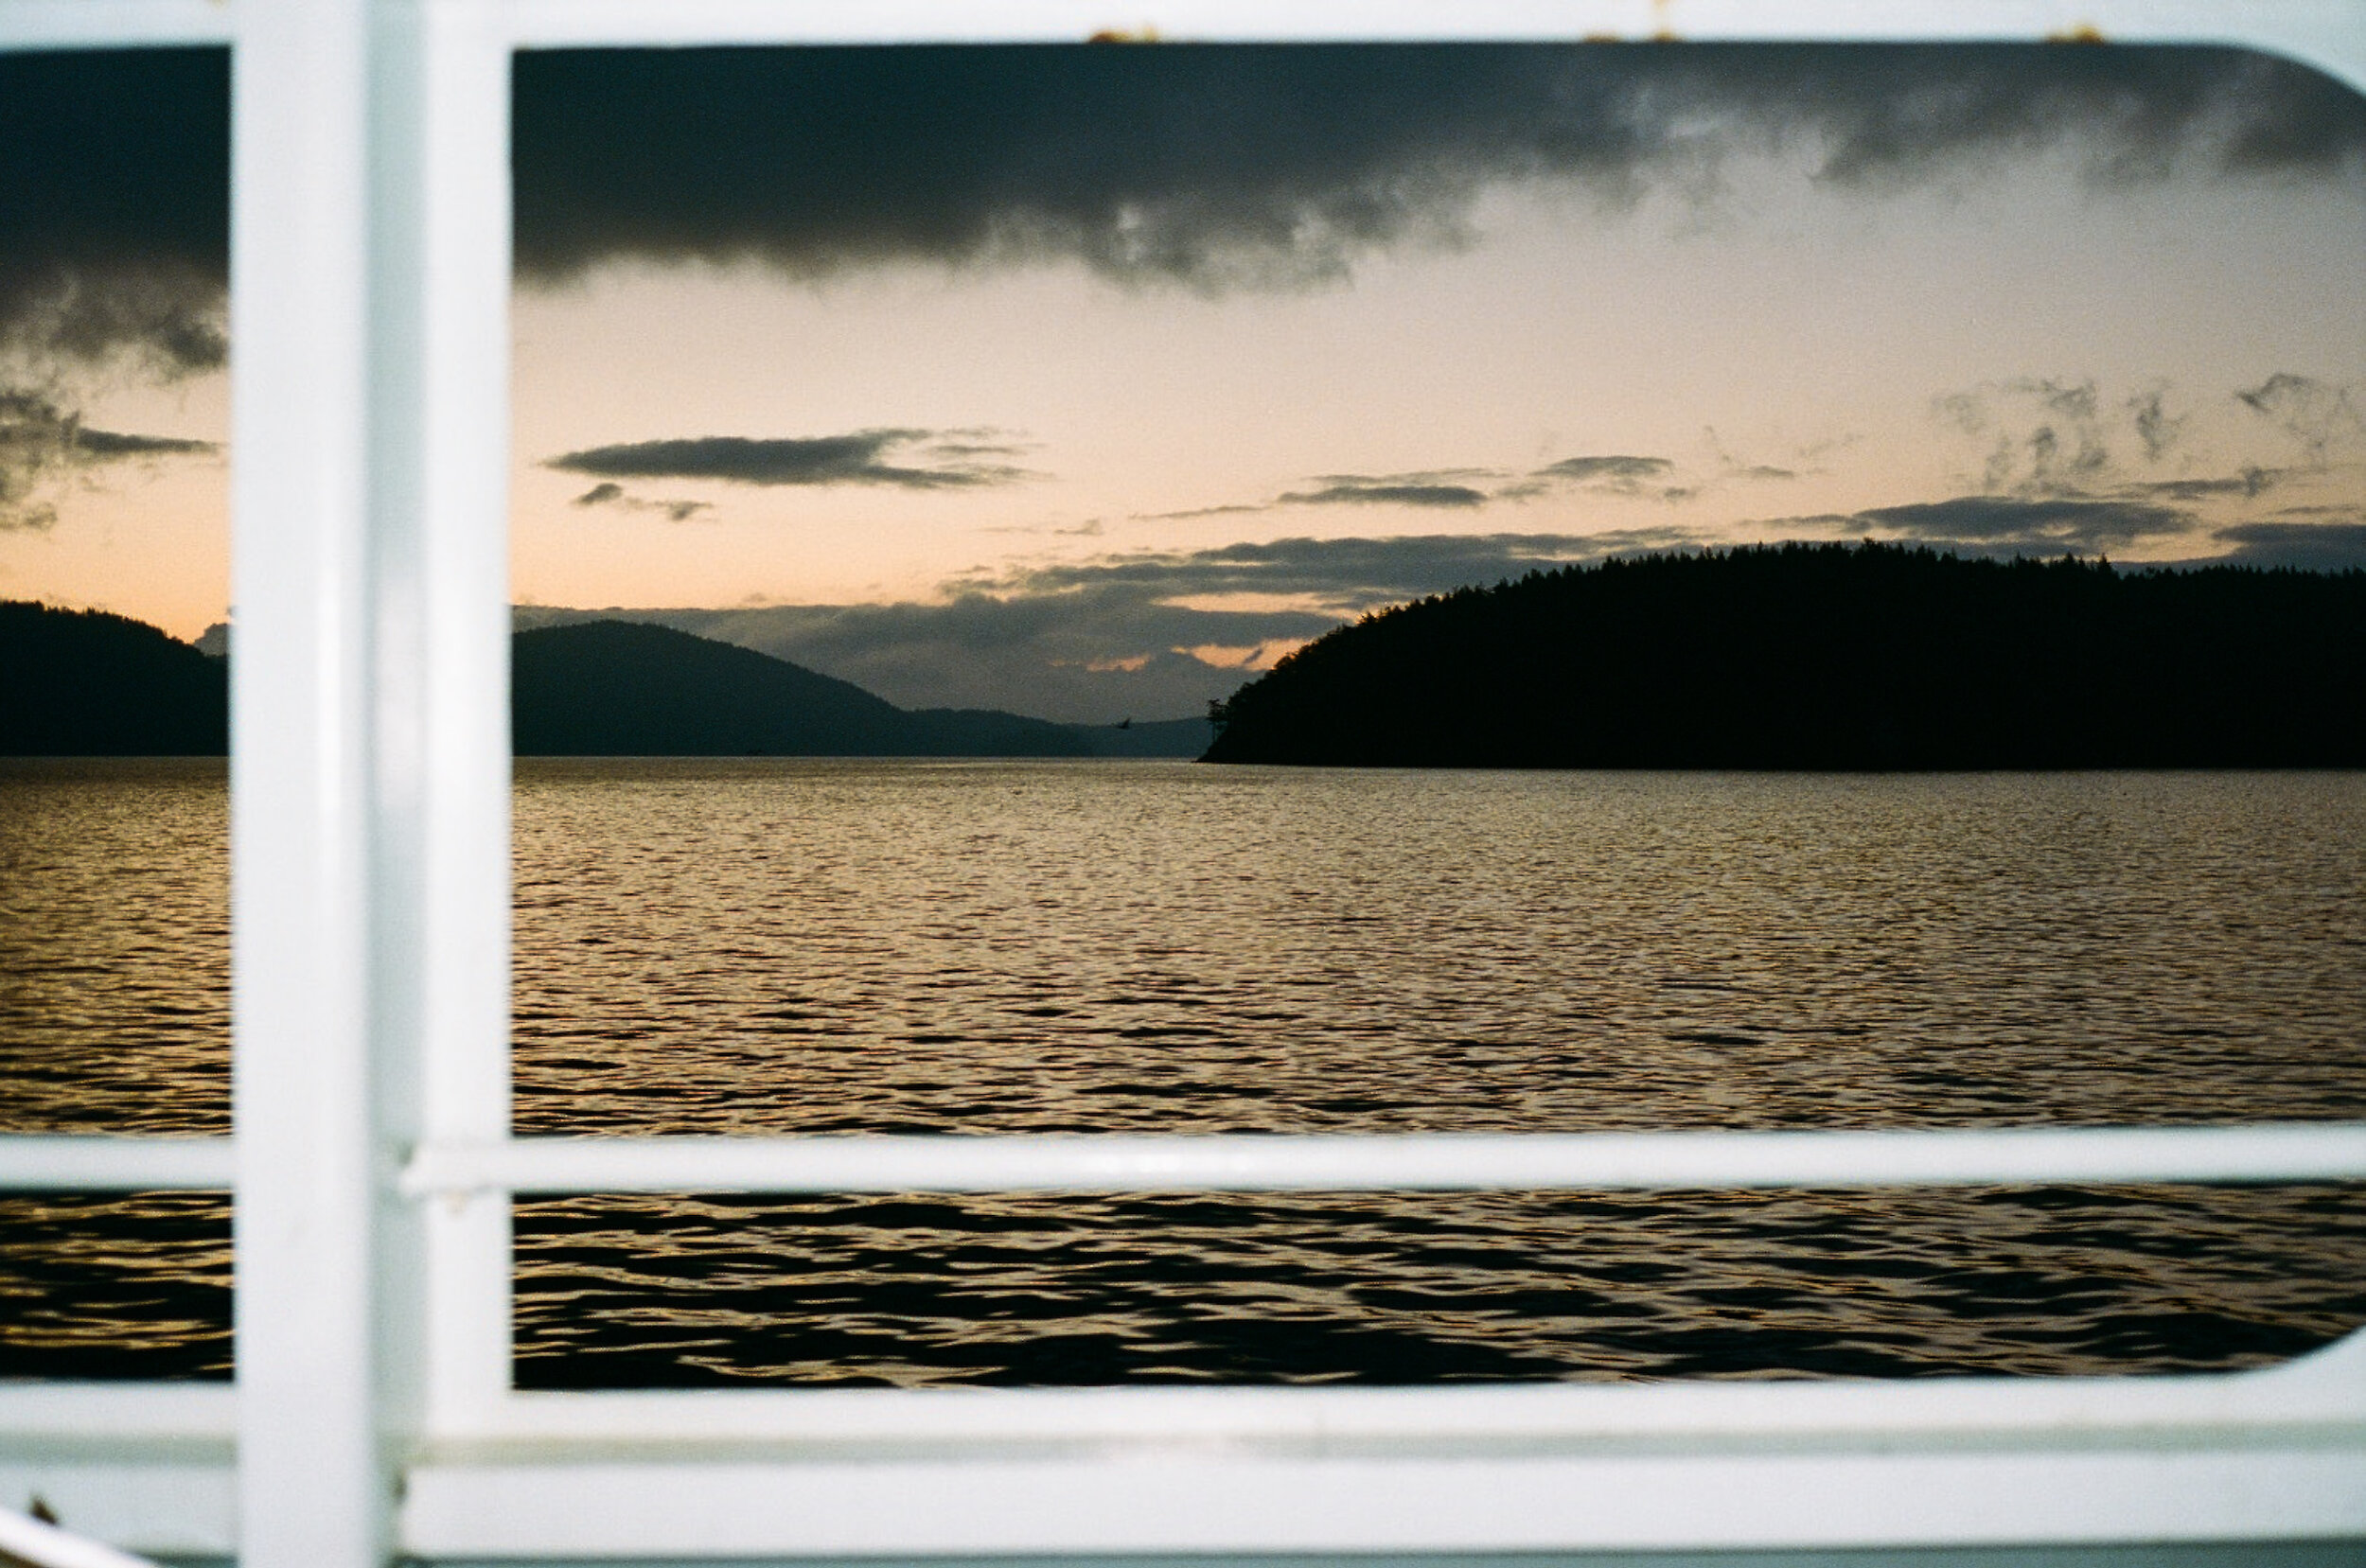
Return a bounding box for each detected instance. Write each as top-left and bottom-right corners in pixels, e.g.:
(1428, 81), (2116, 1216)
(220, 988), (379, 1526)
(512, 44), (2366, 295)
(6, 44), (2359, 380)
(546, 429), (1036, 491)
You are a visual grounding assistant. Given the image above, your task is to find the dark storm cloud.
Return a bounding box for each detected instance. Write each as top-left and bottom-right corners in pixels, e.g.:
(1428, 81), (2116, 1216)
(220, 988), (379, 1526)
(1834, 494), (2195, 552)
(511, 44), (2366, 292)
(545, 430), (1037, 490)
(14, 44), (2358, 381)
(0, 50), (229, 378)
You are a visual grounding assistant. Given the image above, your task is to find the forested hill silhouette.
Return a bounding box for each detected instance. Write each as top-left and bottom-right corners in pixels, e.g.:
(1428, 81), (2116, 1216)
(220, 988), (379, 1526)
(514, 621), (1098, 755)
(515, 621), (1184, 756)
(1201, 544), (2366, 769)
(1, 600), (228, 754)
(1, 607), (1209, 757)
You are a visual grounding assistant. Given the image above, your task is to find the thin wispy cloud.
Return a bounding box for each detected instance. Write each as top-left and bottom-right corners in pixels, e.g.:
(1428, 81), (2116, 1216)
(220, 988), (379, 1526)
(2235, 373), (2364, 465)
(1936, 377), (2142, 497)
(982, 529), (1707, 608)
(2128, 384), (2186, 464)
(1194, 452), (1706, 517)
(1519, 452), (1700, 503)
(545, 428), (1040, 491)
(1278, 473), (1493, 508)
(2130, 469), (2279, 502)
(571, 481), (711, 522)
(1131, 502), (1272, 521)
(1535, 454), (1672, 487)
(1922, 374), (2360, 536)
(0, 388), (219, 532)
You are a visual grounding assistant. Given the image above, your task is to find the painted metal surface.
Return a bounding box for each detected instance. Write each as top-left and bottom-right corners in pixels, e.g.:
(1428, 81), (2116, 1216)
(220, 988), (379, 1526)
(0, 3), (2361, 1564)
(400, 1122), (2366, 1196)
(0, 1139), (233, 1191)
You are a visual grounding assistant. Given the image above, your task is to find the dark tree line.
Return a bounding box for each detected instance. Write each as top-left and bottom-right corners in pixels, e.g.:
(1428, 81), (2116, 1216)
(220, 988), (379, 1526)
(1201, 544), (2366, 768)
(1, 601), (228, 755)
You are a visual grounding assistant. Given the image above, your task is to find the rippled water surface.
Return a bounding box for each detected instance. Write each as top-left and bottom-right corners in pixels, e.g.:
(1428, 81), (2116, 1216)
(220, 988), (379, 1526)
(7, 758), (2364, 1383)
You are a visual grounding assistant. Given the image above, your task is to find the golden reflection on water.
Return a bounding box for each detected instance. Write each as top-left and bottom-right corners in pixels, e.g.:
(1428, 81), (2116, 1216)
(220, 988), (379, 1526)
(0, 759), (228, 1136)
(4, 759), (2363, 1383)
(514, 761), (2366, 1137)
(505, 761), (2366, 1385)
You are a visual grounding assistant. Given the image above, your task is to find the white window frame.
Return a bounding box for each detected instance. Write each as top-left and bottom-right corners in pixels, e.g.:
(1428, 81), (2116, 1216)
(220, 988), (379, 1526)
(0, 4), (2363, 1565)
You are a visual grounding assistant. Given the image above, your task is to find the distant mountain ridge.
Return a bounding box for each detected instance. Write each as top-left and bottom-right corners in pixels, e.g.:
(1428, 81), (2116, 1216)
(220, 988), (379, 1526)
(515, 620), (1106, 756)
(1204, 544), (2366, 768)
(0, 602), (1210, 757)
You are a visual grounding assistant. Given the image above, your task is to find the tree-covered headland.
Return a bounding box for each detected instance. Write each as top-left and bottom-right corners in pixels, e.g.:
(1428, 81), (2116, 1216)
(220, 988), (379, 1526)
(0, 600), (229, 754)
(1201, 544), (2366, 768)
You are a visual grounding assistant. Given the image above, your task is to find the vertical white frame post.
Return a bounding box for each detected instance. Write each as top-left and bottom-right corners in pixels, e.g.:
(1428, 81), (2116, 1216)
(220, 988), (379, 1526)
(233, 1), (513, 1565)
(369, 0), (518, 1447)
(231, 0), (382, 1563)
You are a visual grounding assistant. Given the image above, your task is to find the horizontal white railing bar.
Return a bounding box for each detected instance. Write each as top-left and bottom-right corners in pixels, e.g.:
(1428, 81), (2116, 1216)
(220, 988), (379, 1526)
(0, 1138), (236, 1192)
(0, 1383), (235, 1448)
(460, 1329), (2366, 1453)
(4, 1330), (2357, 1454)
(400, 1122), (2366, 1198)
(7, 1352), (2361, 1562)
(0, 0), (236, 47)
(490, 0), (2358, 50)
(400, 1443), (2366, 1558)
(2, 1332), (2356, 1455)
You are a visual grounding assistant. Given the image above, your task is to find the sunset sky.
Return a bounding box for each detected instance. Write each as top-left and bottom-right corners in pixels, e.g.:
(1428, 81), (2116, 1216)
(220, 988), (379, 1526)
(4, 43), (2363, 721)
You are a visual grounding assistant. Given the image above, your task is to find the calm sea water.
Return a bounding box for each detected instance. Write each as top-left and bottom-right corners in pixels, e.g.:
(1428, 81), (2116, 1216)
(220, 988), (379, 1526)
(5, 757), (2363, 1383)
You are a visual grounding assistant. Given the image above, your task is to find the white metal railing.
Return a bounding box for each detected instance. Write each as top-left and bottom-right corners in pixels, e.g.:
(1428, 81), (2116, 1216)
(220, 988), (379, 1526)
(12, 1123), (2366, 1196)
(396, 1122), (2366, 1193)
(3, 4), (2364, 1566)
